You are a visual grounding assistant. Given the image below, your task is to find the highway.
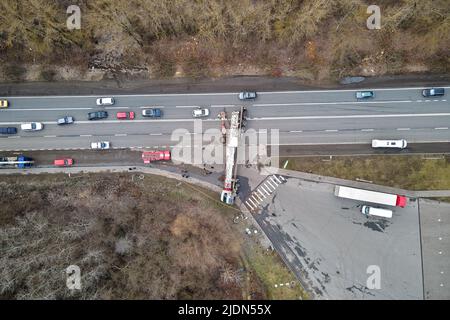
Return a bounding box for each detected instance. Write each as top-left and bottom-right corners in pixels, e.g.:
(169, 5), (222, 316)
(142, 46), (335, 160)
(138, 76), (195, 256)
(0, 86), (449, 152)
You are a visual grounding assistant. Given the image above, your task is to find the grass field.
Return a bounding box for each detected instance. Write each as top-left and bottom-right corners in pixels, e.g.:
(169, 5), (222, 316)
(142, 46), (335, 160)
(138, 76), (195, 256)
(282, 155), (450, 191)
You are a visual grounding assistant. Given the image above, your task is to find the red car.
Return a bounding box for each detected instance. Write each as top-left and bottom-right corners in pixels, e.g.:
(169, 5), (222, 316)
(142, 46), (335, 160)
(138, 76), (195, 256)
(116, 111), (135, 120)
(54, 158), (74, 167)
(142, 150), (171, 163)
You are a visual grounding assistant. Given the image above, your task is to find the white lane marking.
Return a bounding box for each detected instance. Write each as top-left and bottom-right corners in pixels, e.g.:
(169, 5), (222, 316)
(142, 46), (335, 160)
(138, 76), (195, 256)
(176, 105), (200, 108)
(250, 195), (260, 203)
(263, 181), (276, 191)
(325, 129), (338, 132)
(257, 189), (267, 199)
(266, 140), (450, 146)
(435, 127), (448, 130)
(5, 108), (93, 111)
(0, 118), (221, 125)
(270, 177), (280, 185)
(361, 129), (374, 132)
(247, 197), (257, 207)
(251, 113), (450, 121)
(253, 193), (264, 202)
(273, 175), (283, 184)
(44, 135), (57, 138)
(7, 136), (20, 138)
(105, 107), (129, 109)
(115, 134), (127, 137)
(149, 133), (163, 136)
(245, 201), (256, 210)
(266, 179), (277, 190)
(80, 134), (92, 137)
(259, 185), (271, 195)
(278, 175), (286, 182)
(253, 100), (413, 107)
(6, 86), (450, 99)
(397, 128), (410, 131)
(289, 130), (303, 133)
(140, 106), (165, 108)
(211, 105), (235, 108)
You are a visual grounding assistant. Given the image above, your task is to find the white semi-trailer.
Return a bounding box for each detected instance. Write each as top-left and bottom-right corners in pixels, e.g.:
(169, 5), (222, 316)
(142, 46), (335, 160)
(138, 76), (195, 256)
(334, 186), (406, 207)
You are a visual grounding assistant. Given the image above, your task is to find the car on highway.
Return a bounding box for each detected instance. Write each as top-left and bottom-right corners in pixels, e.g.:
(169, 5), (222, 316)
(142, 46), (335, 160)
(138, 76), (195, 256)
(0, 100), (9, 108)
(238, 91), (257, 100)
(422, 88), (445, 97)
(142, 150), (171, 163)
(371, 139), (407, 149)
(116, 111), (135, 120)
(142, 108), (162, 118)
(21, 122), (43, 131)
(88, 111), (108, 120)
(91, 141), (110, 150)
(356, 91), (374, 99)
(192, 107), (210, 118)
(57, 116), (74, 125)
(0, 127), (17, 134)
(96, 97), (115, 106)
(54, 158), (74, 167)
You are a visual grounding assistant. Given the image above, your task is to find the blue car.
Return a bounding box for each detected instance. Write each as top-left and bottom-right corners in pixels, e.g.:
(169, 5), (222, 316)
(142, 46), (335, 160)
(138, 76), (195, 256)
(356, 91), (374, 99)
(142, 108), (162, 118)
(0, 127), (17, 134)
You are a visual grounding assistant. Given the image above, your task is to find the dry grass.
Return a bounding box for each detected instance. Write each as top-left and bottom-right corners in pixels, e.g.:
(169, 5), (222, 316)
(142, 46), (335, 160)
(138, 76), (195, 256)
(0, 0), (448, 81)
(0, 173), (255, 299)
(283, 155), (450, 191)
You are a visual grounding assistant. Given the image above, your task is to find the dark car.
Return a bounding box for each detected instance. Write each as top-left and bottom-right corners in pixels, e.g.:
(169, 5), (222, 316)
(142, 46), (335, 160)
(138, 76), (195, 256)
(422, 88), (445, 97)
(238, 91), (257, 100)
(0, 127), (17, 134)
(355, 91), (374, 99)
(88, 111), (108, 120)
(57, 116), (74, 125)
(142, 108), (162, 118)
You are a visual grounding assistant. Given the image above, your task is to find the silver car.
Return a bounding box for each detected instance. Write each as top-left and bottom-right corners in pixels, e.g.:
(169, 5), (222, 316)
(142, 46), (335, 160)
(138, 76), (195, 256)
(21, 122), (43, 131)
(96, 97), (115, 106)
(91, 141), (110, 149)
(192, 108), (210, 118)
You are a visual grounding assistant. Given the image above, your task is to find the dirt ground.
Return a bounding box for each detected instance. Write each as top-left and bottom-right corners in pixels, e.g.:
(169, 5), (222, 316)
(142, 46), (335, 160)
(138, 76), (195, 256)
(0, 172), (306, 299)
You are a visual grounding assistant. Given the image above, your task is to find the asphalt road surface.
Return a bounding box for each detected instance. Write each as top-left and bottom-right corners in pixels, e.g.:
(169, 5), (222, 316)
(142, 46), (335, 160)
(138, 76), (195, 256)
(1, 86), (449, 152)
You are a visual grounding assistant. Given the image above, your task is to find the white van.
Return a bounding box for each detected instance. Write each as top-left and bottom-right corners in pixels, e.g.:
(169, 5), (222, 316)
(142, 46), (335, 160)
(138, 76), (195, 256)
(371, 139), (407, 149)
(361, 205), (393, 218)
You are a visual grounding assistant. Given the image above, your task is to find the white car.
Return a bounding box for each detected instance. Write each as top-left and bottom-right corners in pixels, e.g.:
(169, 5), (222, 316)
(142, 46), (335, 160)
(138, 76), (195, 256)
(96, 97), (115, 106)
(91, 141), (110, 149)
(371, 139), (407, 149)
(192, 108), (210, 118)
(21, 122), (43, 131)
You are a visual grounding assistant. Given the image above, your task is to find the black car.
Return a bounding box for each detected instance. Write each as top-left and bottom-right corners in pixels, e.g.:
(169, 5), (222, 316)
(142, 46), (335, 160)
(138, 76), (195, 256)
(0, 127), (17, 134)
(238, 91), (257, 100)
(422, 88), (445, 97)
(57, 116), (74, 125)
(88, 111), (108, 120)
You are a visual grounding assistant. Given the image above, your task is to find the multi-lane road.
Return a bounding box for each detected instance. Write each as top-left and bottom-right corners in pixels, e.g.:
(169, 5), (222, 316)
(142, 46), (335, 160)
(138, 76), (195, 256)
(0, 86), (449, 152)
